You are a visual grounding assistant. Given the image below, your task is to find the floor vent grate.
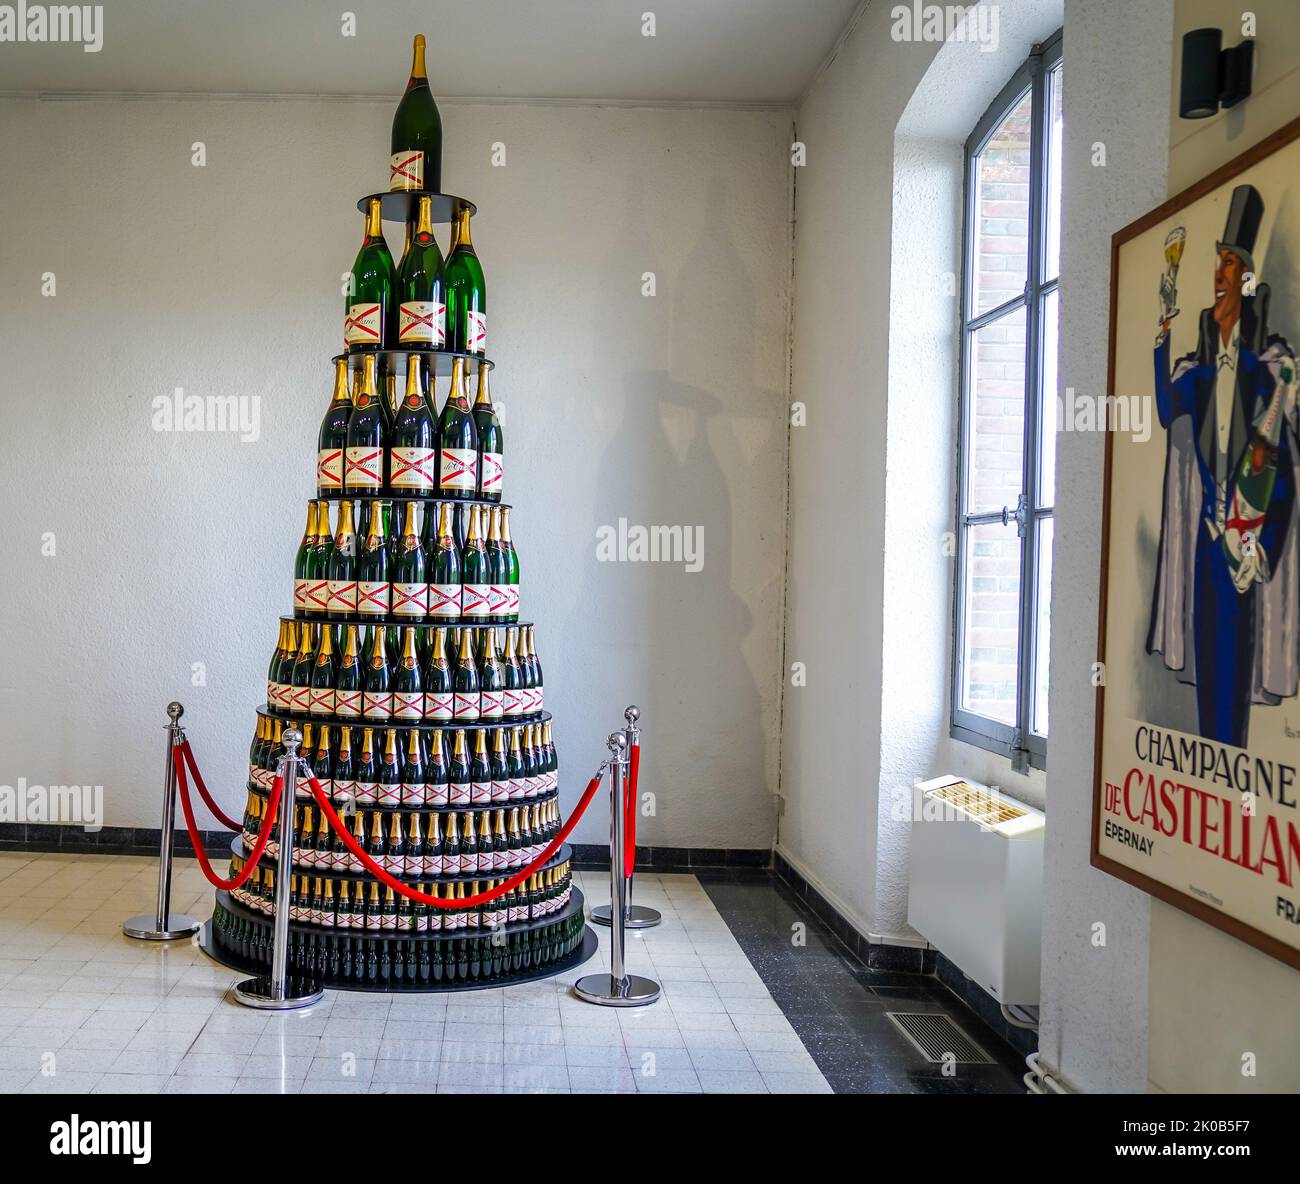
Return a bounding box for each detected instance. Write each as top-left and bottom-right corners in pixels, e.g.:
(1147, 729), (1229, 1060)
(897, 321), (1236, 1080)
(885, 1012), (995, 1064)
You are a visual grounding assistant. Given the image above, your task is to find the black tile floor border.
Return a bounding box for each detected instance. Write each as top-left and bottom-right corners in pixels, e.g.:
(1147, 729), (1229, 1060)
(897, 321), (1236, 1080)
(697, 868), (1029, 1095)
(0, 823), (230, 857)
(570, 844), (770, 873)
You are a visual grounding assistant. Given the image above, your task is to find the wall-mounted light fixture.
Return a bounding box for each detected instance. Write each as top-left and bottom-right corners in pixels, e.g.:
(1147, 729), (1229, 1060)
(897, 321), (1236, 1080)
(1179, 28), (1254, 119)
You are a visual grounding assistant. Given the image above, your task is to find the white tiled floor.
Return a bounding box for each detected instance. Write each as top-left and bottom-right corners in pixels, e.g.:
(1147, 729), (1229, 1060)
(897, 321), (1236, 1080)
(0, 851), (831, 1094)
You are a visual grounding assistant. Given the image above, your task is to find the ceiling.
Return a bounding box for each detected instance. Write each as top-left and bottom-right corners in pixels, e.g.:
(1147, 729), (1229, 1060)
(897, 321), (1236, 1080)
(0, 0), (862, 104)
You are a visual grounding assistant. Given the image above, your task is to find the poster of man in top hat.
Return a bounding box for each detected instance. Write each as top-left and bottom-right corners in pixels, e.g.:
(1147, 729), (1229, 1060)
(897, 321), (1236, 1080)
(1147, 183), (1300, 748)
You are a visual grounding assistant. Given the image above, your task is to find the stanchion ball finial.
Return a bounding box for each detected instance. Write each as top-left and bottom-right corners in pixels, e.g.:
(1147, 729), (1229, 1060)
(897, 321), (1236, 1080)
(282, 727), (303, 753)
(624, 705), (640, 724)
(166, 701), (185, 722)
(607, 731), (627, 753)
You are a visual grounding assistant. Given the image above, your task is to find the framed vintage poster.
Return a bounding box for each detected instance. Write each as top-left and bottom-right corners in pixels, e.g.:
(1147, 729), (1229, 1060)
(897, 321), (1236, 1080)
(1093, 115), (1300, 969)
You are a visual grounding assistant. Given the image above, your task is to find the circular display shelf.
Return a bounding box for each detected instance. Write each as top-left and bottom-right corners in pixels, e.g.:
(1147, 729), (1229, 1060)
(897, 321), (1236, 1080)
(286, 611), (525, 629)
(229, 836), (573, 887)
(357, 191), (475, 224)
(307, 493), (508, 507)
(201, 912), (600, 994)
(334, 348), (492, 377)
(244, 780), (559, 817)
(258, 703), (550, 732)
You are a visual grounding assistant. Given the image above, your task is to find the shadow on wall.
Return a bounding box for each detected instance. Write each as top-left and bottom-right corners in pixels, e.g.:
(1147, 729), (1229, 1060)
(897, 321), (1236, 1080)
(566, 171), (775, 851)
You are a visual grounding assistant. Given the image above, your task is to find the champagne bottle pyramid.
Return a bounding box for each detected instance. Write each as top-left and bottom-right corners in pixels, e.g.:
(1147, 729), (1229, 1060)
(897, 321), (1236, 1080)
(202, 35), (592, 992)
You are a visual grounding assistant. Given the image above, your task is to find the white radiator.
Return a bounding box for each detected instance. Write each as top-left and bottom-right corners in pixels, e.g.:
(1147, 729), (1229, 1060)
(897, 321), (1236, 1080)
(907, 775), (1044, 1006)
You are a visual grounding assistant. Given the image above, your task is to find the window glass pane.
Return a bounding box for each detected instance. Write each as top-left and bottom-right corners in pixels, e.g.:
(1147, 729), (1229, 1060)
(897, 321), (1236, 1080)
(960, 519), (1022, 725)
(1038, 287), (1058, 505)
(1032, 515), (1054, 736)
(1043, 63), (1063, 282)
(970, 87), (1032, 315)
(965, 306), (1026, 515)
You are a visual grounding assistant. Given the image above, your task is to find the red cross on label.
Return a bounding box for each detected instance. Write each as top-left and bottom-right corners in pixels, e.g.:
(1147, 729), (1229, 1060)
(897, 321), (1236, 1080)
(481, 454), (503, 490)
(357, 583), (390, 614)
(390, 152), (422, 188)
(317, 449), (343, 486)
(392, 584), (428, 615)
(429, 585), (460, 615)
(344, 305), (381, 341)
(329, 582), (358, 610)
(391, 449), (437, 487)
(440, 449), (477, 489)
(336, 690), (362, 715)
(346, 448), (383, 487)
(398, 304), (438, 341)
(462, 585), (490, 616)
(305, 580), (330, 612)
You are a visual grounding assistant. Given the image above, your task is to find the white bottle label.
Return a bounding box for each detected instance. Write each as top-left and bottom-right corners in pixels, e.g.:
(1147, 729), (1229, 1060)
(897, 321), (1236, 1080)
(289, 685), (312, 713)
(293, 578), (308, 612)
(327, 578), (357, 615)
(491, 779), (509, 804)
(377, 783), (401, 806)
(449, 781), (470, 806)
(309, 687), (335, 716)
(429, 583), (461, 618)
(393, 691), (424, 719)
(487, 584), (508, 617)
(466, 309), (487, 353)
(317, 448), (344, 490)
(462, 584), (492, 618)
(397, 300), (445, 346)
(480, 690), (504, 719)
(507, 585), (520, 615)
(471, 780), (491, 805)
(391, 582), (429, 617)
(363, 690), (393, 718)
(344, 303), (383, 348)
(390, 445), (438, 490)
(345, 446), (384, 490)
(429, 783), (450, 806)
(425, 691), (453, 721)
(439, 447), (478, 493)
(304, 579), (330, 615)
(334, 689), (363, 718)
(502, 689), (521, 718)
(479, 451), (503, 494)
(453, 692), (480, 719)
(390, 150), (424, 191)
(356, 581), (391, 616)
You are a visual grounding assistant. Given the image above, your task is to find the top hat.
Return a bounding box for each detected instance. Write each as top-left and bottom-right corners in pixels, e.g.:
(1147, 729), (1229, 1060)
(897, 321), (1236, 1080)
(1217, 183), (1264, 273)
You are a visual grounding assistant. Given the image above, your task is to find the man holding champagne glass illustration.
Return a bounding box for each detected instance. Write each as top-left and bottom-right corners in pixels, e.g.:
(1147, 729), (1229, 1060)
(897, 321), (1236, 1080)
(1147, 183), (1300, 747)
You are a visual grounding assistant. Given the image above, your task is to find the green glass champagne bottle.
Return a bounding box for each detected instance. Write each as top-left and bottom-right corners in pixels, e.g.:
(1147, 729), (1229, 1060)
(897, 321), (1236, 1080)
(356, 503), (390, 619)
(393, 626), (424, 721)
(309, 625), (338, 716)
(400, 727), (426, 807)
(363, 625), (394, 721)
(486, 507), (509, 623)
(335, 625), (363, 719)
(500, 507), (520, 622)
(429, 502), (462, 620)
(394, 194), (446, 348)
(424, 627), (454, 722)
(305, 502), (333, 618)
(378, 727), (402, 807)
(472, 364), (503, 500)
(460, 505), (491, 622)
(344, 198), (395, 352)
(427, 728), (450, 806)
(289, 624), (316, 715)
(294, 502), (319, 615)
(392, 501), (428, 619)
(389, 34), (443, 194)
(453, 628), (481, 723)
(444, 204), (486, 354)
(437, 356), (479, 498)
(345, 354), (388, 494)
(390, 358), (438, 496)
(326, 500), (358, 618)
(502, 627), (523, 720)
(479, 628), (505, 721)
(317, 358), (352, 496)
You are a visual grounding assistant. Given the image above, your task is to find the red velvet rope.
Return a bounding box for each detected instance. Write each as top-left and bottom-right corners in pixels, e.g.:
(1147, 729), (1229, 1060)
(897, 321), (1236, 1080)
(176, 739), (241, 832)
(308, 767), (604, 908)
(175, 743), (283, 891)
(624, 743), (640, 879)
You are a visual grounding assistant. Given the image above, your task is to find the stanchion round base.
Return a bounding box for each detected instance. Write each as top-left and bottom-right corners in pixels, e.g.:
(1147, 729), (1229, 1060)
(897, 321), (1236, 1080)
(122, 914), (202, 941)
(573, 971), (661, 1008)
(233, 976), (325, 1010)
(589, 904), (662, 929)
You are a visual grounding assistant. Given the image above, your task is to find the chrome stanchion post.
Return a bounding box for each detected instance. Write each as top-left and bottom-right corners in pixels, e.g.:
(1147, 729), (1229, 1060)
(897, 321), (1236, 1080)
(591, 705), (661, 929)
(234, 727), (323, 1009)
(123, 702), (201, 941)
(574, 731), (660, 1007)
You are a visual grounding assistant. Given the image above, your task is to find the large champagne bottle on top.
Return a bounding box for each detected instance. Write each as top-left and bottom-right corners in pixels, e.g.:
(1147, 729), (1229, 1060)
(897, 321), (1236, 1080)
(444, 204), (486, 354)
(437, 357), (479, 498)
(472, 364), (503, 500)
(344, 198), (395, 352)
(317, 358), (352, 495)
(394, 195), (445, 348)
(345, 354), (388, 494)
(390, 358), (437, 495)
(389, 34), (443, 193)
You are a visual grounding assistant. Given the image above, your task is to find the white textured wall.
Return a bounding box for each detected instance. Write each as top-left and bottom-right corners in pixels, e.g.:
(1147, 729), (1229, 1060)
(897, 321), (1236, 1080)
(1036, 0), (1172, 1094)
(0, 97), (790, 849)
(1144, 0), (1300, 1094)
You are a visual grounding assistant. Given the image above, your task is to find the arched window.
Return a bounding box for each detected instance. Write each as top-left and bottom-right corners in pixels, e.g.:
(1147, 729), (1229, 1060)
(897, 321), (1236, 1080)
(952, 31), (1062, 772)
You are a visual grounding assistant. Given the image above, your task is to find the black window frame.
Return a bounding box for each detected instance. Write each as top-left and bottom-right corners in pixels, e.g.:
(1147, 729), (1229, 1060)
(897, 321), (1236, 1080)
(951, 30), (1062, 773)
